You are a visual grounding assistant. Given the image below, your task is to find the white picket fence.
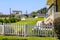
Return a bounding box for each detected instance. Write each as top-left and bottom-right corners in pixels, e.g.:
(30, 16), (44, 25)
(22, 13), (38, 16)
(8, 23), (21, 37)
(0, 23), (54, 37)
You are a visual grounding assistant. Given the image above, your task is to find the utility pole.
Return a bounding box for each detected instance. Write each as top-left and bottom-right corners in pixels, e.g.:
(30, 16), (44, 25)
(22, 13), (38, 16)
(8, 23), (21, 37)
(26, 10), (28, 14)
(21, 11), (22, 15)
(10, 8), (11, 18)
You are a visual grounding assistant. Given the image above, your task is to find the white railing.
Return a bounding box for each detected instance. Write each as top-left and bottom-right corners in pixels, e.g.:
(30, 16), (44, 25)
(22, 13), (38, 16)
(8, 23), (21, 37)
(0, 23), (54, 37)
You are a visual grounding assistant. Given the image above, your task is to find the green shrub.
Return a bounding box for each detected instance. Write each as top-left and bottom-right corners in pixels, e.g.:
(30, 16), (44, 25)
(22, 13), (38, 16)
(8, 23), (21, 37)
(9, 18), (16, 23)
(9, 18), (20, 23)
(2, 38), (27, 40)
(2, 38), (8, 40)
(0, 19), (4, 24)
(4, 18), (10, 23)
(0, 18), (20, 23)
(0, 19), (4, 23)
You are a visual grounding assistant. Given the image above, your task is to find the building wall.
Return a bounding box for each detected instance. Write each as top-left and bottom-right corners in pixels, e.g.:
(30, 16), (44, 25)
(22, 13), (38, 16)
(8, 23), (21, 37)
(46, 0), (60, 12)
(46, 0), (56, 5)
(54, 12), (60, 19)
(57, 0), (60, 12)
(44, 0), (60, 24)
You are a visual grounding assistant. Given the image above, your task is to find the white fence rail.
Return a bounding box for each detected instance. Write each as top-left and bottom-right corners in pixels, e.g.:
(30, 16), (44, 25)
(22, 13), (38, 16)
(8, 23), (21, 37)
(0, 23), (54, 37)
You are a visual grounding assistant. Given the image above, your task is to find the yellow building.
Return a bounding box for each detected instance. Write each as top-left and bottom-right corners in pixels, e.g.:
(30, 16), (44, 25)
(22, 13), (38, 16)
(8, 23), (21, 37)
(46, 0), (60, 12)
(44, 0), (60, 25)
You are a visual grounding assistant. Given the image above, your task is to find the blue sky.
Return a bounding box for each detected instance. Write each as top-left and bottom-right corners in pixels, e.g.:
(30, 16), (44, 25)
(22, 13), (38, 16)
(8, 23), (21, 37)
(0, 0), (47, 14)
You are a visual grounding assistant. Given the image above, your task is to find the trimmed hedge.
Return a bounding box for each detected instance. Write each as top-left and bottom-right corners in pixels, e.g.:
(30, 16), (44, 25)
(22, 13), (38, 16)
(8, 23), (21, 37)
(2, 38), (27, 40)
(0, 18), (20, 23)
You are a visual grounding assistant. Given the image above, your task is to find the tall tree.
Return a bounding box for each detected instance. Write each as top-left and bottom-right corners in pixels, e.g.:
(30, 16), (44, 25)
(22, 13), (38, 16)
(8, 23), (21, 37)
(31, 12), (37, 18)
(37, 7), (47, 14)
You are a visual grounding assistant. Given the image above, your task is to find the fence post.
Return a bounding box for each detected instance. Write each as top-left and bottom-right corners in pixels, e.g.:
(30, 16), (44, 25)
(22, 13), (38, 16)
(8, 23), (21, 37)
(24, 24), (28, 37)
(2, 23), (5, 35)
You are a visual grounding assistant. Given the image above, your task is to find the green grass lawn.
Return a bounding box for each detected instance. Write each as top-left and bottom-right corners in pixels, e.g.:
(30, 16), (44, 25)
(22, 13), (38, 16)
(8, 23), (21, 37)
(0, 17), (44, 25)
(0, 36), (58, 40)
(0, 17), (58, 40)
(10, 17), (44, 34)
(12, 17), (44, 25)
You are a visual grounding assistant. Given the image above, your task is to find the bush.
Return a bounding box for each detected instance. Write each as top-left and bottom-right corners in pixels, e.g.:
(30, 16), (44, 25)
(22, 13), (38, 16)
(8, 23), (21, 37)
(0, 19), (4, 23)
(31, 12), (37, 18)
(2, 38), (27, 40)
(4, 18), (10, 23)
(53, 17), (60, 39)
(9, 18), (20, 23)
(0, 19), (4, 24)
(2, 38), (8, 40)
(0, 18), (20, 23)
(9, 18), (16, 23)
